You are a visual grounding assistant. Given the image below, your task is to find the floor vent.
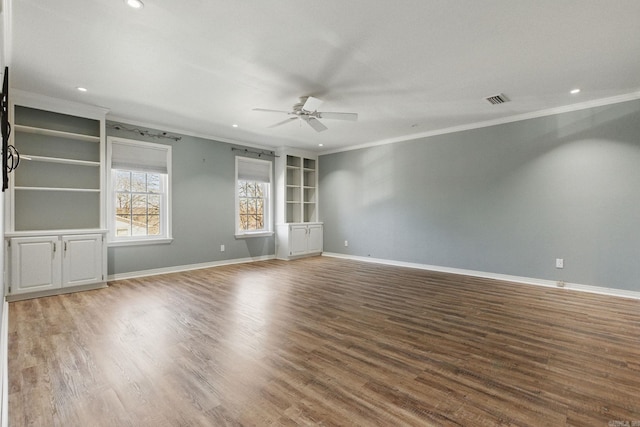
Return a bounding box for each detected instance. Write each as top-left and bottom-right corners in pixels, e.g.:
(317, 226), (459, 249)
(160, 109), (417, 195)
(485, 93), (510, 105)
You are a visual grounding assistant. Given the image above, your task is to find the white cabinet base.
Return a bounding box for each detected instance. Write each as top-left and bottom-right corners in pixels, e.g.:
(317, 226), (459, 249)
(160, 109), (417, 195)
(276, 223), (323, 260)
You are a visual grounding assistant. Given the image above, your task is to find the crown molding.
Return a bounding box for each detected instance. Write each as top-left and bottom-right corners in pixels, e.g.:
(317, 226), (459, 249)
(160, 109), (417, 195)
(320, 91), (640, 156)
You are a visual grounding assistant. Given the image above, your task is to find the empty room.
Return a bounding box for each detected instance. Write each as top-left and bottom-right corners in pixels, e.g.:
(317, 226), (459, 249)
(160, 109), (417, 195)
(1, 1), (639, 426)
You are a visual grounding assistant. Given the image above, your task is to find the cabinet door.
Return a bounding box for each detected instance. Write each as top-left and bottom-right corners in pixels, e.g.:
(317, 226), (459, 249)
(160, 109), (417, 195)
(10, 236), (61, 294)
(307, 224), (323, 254)
(289, 225), (309, 256)
(62, 234), (103, 287)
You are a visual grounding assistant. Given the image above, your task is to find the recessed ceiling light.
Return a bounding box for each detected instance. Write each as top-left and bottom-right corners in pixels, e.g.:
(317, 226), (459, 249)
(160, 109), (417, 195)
(125, 0), (144, 9)
(318, 144), (324, 147)
(76, 87), (87, 92)
(570, 88), (581, 94)
(232, 124), (238, 128)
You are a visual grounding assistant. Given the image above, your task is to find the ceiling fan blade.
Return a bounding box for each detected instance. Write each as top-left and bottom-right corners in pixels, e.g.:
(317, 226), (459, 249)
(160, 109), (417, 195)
(317, 112), (358, 121)
(252, 108), (291, 114)
(305, 117), (328, 132)
(268, 117), (298, 128)
(302, 96), (323, 112)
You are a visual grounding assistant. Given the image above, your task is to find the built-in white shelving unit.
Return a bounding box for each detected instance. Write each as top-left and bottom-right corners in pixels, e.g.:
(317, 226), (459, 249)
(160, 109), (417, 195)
(275, 148), (323, 260)
(4, 91), (109, 300)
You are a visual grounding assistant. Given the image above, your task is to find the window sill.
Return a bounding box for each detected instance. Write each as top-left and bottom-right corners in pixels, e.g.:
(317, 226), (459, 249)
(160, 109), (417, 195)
(235, 231), (274, 239)
(108, 237), (173, 247)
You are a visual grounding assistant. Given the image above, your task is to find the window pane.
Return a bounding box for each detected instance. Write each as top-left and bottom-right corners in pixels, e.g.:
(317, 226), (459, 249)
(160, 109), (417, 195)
(247, 215), (257, 230)
(116, 215), (131, 236)
(116, 193), (131, 216)
(132, 214), (147, 236)
(148, 194), (161, 215)
(115, 170), (131, 192)
(148, 215), (160, 236)
(132, 194), (146, 213)
(238, 181), (248, 198)
(147, 173), (161, 193)
(131, 172), (147, 192)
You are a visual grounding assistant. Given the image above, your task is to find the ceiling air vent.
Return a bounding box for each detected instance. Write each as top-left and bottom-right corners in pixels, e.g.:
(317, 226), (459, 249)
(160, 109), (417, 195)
(485, 93), (510, 105)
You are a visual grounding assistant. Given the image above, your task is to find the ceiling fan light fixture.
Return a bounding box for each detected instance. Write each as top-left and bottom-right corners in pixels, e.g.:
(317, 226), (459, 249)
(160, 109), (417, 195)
(125, 0), (144, 9)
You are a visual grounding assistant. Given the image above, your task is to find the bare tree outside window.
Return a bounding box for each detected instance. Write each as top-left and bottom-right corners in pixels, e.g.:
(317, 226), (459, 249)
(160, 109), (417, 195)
(238, 180), (266, 231)
(115, 170), (163, 237)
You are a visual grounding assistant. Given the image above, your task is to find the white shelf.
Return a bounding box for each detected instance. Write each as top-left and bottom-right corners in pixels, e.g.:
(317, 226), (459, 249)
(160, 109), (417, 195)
(22, 154), (100, 167)
(14, 186), (100, 193)
(15, 124), (100, 142)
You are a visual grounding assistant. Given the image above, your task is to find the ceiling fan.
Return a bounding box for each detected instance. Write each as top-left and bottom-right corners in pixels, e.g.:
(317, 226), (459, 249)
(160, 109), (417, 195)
(253, 96), (358, 132)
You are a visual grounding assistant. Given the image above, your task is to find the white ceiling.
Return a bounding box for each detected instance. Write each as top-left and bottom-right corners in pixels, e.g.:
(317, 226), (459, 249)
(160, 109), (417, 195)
(6, 0), (640, 152)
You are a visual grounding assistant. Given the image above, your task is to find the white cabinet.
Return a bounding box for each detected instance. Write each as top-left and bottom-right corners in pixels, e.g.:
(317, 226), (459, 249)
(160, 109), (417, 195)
(8, 234), (105, 297)
(62, 234), (104, 287)
(9, 236), (61, 294)
(276, 223), (323, 260)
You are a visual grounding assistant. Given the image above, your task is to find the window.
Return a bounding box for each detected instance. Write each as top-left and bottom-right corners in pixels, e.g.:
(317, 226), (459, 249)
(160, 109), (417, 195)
(114, 170), (164, 237)
(107, 137), (172, 245)
(235, 156), (273, 237)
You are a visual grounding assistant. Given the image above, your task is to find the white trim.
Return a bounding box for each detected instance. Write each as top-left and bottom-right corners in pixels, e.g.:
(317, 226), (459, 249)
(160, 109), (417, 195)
(107, 237), (173, 247)
(322, 252), (640, 301)
(320, 91), (640, 155)
(234, 231), (274, 239)
(107, 254), (276, 281)
(3, 0), (14, 68)
(1, 300), (8, 427)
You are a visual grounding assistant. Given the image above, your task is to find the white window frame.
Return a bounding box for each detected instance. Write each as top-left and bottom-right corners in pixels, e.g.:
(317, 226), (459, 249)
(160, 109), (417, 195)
(235, 156), (274, 238)
(107, 136), (173, 246)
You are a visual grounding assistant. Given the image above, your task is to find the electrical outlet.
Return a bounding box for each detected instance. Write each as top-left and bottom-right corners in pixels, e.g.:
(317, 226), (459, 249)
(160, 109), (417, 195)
(555, 258), (564, 269)
(344, 240), (349, 247)
(220, 244), (225, 252)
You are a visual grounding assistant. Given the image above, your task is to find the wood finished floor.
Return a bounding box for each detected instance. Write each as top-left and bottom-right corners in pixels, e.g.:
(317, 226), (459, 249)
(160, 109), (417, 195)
(8, 257), (640, 426)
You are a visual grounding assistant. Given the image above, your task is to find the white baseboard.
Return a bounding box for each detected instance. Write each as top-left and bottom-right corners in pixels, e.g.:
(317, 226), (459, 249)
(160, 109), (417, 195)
(1, 299), (8, 427)
(108, 254), (276, 282)
(322, 252), (640, 301)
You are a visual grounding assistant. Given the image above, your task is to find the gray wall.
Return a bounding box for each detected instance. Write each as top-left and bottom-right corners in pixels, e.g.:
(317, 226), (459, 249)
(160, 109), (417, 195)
(107, 125), (274, 275)
(319, 99), (640, 292)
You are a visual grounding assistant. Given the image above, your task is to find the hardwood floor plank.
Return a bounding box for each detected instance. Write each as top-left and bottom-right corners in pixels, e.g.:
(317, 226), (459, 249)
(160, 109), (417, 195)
(9, 257), (640, 426)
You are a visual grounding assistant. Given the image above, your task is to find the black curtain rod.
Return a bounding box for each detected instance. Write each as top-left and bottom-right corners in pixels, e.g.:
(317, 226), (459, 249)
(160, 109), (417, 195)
(231, 147), (279, 158)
